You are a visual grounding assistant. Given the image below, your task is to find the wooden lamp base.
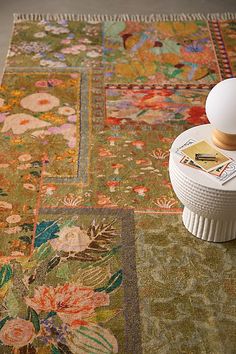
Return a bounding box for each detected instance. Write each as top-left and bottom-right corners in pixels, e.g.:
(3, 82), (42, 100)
(212, 129), (236, 151)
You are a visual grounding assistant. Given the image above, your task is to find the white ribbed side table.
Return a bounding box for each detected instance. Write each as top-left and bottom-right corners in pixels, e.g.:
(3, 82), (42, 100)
(169, 124), (236, 242)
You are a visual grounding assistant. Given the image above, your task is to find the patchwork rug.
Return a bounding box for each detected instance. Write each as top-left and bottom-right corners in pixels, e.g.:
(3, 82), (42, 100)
(0, 12), (236, 353)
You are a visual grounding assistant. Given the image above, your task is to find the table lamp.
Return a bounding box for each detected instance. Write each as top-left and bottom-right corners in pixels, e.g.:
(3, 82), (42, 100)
(206, 77), (236, 151)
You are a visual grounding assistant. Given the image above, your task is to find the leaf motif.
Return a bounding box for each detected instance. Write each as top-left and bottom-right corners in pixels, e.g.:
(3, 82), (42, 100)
(72, 264), (111, 288)
(21, 223), (34, 232)
(35, 221), (60, 248)
(27, 307), (40, 333)
(51, 345), (61, 354)
(47, 256), (61, 272)
(90, 309), (120, 323)
(67, 325), (118, 353)
(6, 289), (19, 317)
(19, 344), (36, 354)
(51, 343), (73, 354)
(0, 264), (12, 288)
(0, 188), (7, 196)
(137, 109), (148, 117)
(65, 220), (119, 263)
(33, 243), (55, 262)
(0, 316), (10, 331)
(95, 270), (123, 294)
(57, 342), (73, 354)
(104, 22), (126, 37)
(56, 263), (70, 280)
(30, 170), (41, 177)
(19, 235), (32, 244)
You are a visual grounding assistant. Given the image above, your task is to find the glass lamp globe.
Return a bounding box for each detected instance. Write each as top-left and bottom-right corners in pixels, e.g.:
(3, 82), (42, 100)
(206, 78), (236, 150)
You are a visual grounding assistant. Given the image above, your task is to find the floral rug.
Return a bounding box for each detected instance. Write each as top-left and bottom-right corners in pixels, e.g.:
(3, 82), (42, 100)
(0, 13), (236, 353)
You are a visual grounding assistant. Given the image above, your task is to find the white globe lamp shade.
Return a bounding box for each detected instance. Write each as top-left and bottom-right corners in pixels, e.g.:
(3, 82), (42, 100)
(206, 78), (236, 150)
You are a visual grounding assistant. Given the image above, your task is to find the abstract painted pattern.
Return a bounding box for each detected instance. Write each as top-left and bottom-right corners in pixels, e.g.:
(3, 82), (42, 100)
(103, 21), (221, 84)
(0, 14), (235, 353)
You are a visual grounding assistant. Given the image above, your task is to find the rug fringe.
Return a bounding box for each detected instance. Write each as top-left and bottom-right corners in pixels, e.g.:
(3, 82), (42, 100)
(13, 12), (236, 22)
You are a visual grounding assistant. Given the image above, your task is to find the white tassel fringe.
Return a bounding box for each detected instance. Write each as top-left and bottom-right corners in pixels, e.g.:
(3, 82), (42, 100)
(13, 12), (236, 23)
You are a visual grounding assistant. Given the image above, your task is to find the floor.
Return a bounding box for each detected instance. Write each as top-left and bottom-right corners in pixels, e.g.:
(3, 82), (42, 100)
(0, 0), (236, 74)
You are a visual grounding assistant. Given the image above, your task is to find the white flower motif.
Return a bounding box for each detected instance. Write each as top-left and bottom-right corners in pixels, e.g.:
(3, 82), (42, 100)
(50, 226), (92, 253)
(34, 32), (47, 38)
(20, 93), (60, 113)
(17, 163), (31, 170)
(40, 59), (67, 68)
(4, 226), (22, 234)
(58, 106), (76, 116)
(23, 183), (36, 191)
(0, 201), (12, 210)
(7, 51), (16, 57)
(18, 154), (32, 162)
(86, 50), (101, 58)
(6, 214), (21, 224)
(1, 113), (51, 134)
(52, 27), (70, 34)
(45, 25), (69, 34)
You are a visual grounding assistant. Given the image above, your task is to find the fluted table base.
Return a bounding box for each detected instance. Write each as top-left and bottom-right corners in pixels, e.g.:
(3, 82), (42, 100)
(182, 207), (236, 242)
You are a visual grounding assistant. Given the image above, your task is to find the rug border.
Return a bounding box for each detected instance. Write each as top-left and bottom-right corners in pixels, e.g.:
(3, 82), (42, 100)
(13, 12), (236, 22)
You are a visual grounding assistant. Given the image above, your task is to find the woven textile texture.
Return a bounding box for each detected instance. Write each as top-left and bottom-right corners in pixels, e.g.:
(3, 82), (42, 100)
(0, 13), (235, 353)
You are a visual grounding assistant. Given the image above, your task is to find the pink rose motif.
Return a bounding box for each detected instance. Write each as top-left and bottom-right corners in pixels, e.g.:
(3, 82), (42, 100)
(35, 80), (48, 87)
(25, 284), (110, 327)
(0, 318), (36, 348)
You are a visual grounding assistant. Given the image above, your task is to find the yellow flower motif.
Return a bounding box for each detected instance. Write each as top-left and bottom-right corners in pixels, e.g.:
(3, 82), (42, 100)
(58, 83), (67, 89)
(40, 112), (65, 124)
(156, 22), (198, 37)
(67, 149), (76, 156)
(69, 157), (76, 163)
(67, 79), (78, 86)
(53, 117), (65, 125)
(115, 61), (156, 80)
(9, 98), (19, 105)
(0, 104), (12, 112)
(11, 90), (24, 97)
(11, 137), (23, 145)
(40, 112), (55, 120)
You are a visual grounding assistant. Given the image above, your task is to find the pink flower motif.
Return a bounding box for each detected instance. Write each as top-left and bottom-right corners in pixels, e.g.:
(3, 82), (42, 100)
(68, 114), (77, 122)
(0, 318), (35, 348)
(35, 80), (48, 87)
(48, 126), (60, 134)
(70, 73), (79, 79)
(25, 284), (110, 327)
(0, 113), (6, 123)
(61, 39), (71, 45)
(68, 137), (76, 148)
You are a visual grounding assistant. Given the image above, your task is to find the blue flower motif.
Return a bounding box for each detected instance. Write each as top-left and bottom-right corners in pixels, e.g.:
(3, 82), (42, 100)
(54, 52), (65, 60)
(67, 33), (75, 39)
(57, 19), (68, 26)
(185, 41), (204, 53)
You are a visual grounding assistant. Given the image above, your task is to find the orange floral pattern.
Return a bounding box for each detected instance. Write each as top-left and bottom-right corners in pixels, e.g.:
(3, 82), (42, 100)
(25, 284), (110, 327)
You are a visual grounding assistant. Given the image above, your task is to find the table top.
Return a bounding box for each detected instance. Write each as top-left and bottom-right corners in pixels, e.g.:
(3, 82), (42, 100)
(170, 124), (236, 192)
